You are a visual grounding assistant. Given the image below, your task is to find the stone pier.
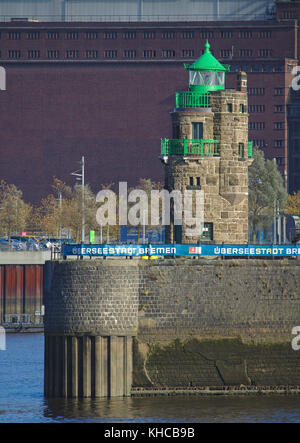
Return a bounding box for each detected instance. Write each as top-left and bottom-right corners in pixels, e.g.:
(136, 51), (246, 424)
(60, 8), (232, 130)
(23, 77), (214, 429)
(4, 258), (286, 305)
(43, 261), (139, 398)
(44, 259), (300, 398)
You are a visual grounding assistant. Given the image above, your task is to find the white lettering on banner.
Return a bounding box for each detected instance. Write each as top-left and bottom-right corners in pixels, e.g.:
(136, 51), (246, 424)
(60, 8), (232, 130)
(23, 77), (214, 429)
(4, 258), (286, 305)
(0, 67), (6, 91)
(0, 327), (6, 351)
(64, 244), (300, 257)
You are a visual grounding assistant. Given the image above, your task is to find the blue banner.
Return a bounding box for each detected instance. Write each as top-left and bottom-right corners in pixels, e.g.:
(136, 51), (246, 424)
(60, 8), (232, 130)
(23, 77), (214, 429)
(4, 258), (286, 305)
(62, 244), (300, 257)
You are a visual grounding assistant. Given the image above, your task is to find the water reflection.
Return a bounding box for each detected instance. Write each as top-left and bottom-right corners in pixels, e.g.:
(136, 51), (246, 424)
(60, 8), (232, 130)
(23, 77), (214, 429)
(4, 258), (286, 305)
(44, 395), (300, 423)
(1, 334), (300, 423)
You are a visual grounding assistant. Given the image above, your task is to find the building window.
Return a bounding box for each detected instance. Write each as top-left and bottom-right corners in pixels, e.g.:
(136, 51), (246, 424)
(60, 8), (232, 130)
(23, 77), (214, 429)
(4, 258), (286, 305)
(274, 105), (284, 113)
(200, 31), (213, 39)
(240, 104), (246, 113)
(144, 31), (156, 39)
(8, 50), (21, 59)
(162, 31), (176, 39)
(66, 50), (79, 59)
(262, 65), (272, 72)
(275, 140), (284, 148)
(182, 49), (194, 58)
(259, 49), (272, 57)
(65, 32), (79, 40)
(47, 31), (60, 40)
(26, 31), (40, 40)
(162, 49), (175, 58)
(104, 50), (118, 58)
(289, 107), (300, 117)
(220, 49), (232, 58)
(238, 143), (245, 158)
(8, 31), (21, 40)
(196, 177), (200, 187)
(192, 122), (203, 139)
(104, 31), (117, 40)
(252, 65), (260, 72)
(260, 31), (272, 38)
(239, 30), (252, 38)
(274, 88), (284, 96)
(274, 122), (284, 130)
(202, 223), (213, 241)
(48, 50), (60, 59)
(86, 31), (98, 40)
(230, 65), (239, 72)
(182, 31), (194, 39)
(253, 139), (266, 148)
(123, 31), (136, 40)
(124, 49), (136, 59)
(221, 31), (233, 38)
(274, 66), (283, 72)
(143, 50), (156, 59)
(248, 88), (265, 96)
(276, 157), (283, 166)
(28, 50), (40, 59)
(239, 49), (253, 57)
(281, 10), (296, 19)
(227, 104), (233, 113)
(189, 177), (194, 186)
(249, 104), (265, 113)
(249, 122), (265, 130)
(85, 50), (98, 59)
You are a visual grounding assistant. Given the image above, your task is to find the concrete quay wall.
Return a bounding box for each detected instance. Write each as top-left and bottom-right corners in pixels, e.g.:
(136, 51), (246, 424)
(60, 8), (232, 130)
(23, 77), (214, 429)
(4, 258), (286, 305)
(43, 259), (300, 397)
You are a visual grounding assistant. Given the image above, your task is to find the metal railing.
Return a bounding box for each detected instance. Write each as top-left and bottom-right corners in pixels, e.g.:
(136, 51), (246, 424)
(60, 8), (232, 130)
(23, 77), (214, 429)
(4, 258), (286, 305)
(0, 13), (275, 23)
(161, 138), (220, 157)
(161, 139), (253, 158)
(176, 91), (210, 109)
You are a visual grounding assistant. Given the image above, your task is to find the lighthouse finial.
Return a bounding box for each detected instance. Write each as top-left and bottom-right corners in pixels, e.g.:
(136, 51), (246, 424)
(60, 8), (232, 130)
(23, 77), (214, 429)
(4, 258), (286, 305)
(205, 40), (210, 53)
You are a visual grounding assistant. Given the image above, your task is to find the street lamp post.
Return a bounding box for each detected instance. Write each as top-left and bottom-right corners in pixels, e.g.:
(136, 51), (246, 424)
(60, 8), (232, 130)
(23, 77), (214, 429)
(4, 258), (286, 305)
(71, 156), (85, 244)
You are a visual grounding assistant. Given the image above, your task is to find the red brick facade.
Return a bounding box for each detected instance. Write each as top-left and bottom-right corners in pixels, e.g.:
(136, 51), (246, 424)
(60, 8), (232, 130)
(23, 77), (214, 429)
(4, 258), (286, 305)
(0, 7), (299, 202)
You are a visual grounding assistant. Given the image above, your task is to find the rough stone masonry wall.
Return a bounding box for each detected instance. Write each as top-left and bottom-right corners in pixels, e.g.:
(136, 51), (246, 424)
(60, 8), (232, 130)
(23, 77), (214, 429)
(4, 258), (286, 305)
(44, 259), (300, 392)
(135, 259), (300, 389)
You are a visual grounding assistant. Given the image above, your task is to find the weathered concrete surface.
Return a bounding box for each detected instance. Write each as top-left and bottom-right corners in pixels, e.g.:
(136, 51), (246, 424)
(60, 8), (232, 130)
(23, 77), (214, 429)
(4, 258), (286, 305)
(0, 251), (51, 265)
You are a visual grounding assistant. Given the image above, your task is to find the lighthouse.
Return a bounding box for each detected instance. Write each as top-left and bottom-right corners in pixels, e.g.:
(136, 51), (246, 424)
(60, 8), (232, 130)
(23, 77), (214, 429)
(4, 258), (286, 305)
(161, 42), (253, 245)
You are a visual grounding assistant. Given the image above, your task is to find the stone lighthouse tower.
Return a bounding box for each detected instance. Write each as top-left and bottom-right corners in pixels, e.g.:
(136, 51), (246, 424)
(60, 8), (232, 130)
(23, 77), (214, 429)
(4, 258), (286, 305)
(161, 42), (253, 245)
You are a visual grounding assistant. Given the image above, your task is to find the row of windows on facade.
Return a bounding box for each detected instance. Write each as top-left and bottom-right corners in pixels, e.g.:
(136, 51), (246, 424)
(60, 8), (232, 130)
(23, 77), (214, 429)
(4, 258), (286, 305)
(0, 30), (274, 41)
(252, 140), (285, 148)
(1, 49), (200, 59)
(226, 103), (285, 117)
(230, 65), (289, 74)
(221, 49), (274, 58)
(248, 87), (285, 96)
(249, 122), (285, 130)
(248, 105), (285, 113)
(2, 49), (288, 63)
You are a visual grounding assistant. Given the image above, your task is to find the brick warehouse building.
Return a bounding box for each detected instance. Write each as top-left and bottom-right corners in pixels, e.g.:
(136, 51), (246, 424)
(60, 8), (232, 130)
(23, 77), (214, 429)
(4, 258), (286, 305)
(0, 0), (300, 203)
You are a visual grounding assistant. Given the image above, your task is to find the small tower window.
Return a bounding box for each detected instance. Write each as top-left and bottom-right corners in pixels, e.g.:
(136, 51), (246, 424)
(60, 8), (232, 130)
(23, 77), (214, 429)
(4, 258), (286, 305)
(189, 177), (194, 186)
(227, 103), (233, 113)
(238, 143), (245, 158)
(240, 104), (245, 113)
(192, 122), (203, 139)
(196, 177), (200, 186)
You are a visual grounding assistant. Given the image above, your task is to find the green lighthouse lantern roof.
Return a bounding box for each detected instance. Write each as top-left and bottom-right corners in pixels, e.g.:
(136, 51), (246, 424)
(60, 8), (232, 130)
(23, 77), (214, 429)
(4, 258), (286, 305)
(185, 41), (230, 94)
(187, 41), (229, 72)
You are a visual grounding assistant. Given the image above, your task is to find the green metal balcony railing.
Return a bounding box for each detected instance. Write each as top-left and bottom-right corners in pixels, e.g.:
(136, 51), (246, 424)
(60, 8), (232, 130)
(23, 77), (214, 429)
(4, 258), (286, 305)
(175, 91), (210, 109)
(161, 139), (253, 158)
(161, 138), (220, 156)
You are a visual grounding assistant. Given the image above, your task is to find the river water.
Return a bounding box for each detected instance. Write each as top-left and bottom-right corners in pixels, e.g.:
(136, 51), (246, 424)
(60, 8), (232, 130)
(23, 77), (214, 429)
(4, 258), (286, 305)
(1, 333), (300, 423)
